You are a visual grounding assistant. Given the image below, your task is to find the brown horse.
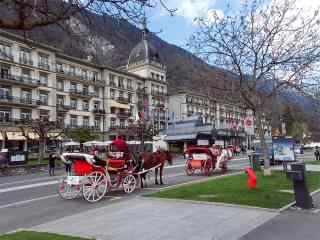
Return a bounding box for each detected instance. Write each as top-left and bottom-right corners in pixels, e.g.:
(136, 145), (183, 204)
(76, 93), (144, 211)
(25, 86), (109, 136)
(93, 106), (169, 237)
(139, 150), (172, 188)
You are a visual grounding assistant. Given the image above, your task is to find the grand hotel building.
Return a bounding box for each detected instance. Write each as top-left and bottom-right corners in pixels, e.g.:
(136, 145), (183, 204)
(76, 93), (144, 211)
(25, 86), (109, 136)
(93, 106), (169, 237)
(0, 28), (168, 151)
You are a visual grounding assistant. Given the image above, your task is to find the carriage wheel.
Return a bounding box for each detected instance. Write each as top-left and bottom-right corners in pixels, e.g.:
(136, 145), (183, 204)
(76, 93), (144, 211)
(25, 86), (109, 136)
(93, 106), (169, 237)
(122, 175), (136, 194)
(58, 176), (81, 200)
(83, 171), (108, 203)
(185, 161), (195, 176)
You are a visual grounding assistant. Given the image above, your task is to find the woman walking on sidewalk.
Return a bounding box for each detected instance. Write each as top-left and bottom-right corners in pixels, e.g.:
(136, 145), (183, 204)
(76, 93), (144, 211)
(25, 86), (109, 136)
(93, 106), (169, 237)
(48, 153), (56, 176)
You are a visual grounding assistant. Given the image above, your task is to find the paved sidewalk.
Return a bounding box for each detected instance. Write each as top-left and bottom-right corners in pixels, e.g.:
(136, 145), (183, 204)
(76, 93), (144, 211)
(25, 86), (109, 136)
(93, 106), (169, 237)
(32, 197), (276, 240)
(240, 193), (320, 240)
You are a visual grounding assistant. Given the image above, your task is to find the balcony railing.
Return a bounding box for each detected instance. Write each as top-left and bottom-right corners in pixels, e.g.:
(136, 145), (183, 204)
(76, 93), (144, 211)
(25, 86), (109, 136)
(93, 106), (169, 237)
(109, 125), (128, 130)
(0, 73), (48, 87)
(0, 95), (40, 106)
(0, 52), (14, 61)
(117, 112), (131, 118)
(38, 62), (50, 71)
(57, 104), (71, 112)
(65, 124), (99, 130)
(19, 57), (33, 66)
(69, 89), (96, 98)
(117, 97), (130, 104)
(92, 109), (106, 115)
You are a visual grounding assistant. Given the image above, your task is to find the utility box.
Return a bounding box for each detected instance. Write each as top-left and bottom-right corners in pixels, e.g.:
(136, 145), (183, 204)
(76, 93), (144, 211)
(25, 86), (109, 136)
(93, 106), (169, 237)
(285, 163), (313, 209)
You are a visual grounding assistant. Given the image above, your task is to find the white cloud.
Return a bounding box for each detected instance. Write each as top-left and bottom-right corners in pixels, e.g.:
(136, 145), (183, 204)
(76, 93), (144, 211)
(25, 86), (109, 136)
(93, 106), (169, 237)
(168, 0), (218, 21)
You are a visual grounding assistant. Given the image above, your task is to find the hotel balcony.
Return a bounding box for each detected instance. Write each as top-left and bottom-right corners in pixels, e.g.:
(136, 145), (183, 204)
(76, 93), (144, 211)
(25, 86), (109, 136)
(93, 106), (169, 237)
(38, 62), (50, 71)
(0, 95), (40, 108)
(92, 108), (106, 115)
(117, 112), (131, 119)
(19, 57), (33, 66)
(0, 52), (14, 62)
(151, 90), (165, 97)
(65, 124), (100, 131)
(117, 97), (130, 104)
(109, 125), (128, 131)
(0, 73), (47, 88)
(57, 104), (71, 112)
(69, 89), (96, 99)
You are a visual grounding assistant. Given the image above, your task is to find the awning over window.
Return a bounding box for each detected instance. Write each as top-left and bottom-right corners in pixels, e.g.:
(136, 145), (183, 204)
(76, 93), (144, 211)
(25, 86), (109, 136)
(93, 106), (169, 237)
(48, 132), (64, 140)
(6, 132), (26, 140)
(28, 132), (39, 140)
(110, 100), (130, 110)
(164, 134), (197, 141)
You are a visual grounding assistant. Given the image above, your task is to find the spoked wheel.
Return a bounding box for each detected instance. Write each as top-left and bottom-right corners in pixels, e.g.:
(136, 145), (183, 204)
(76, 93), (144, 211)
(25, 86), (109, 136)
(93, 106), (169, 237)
(185, 161), (195, 176)
(122, 174), (137, 194)
(58, 176), (82, 200)
(83, 171), (108, 203)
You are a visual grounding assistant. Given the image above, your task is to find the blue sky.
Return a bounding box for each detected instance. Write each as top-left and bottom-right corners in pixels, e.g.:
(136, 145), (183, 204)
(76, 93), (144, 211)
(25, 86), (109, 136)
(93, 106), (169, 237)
(145, 0), (242, 48)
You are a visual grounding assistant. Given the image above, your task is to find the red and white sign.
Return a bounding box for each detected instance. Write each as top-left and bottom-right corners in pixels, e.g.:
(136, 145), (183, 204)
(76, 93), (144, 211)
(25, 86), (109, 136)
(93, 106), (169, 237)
(244, 116), (254, 135)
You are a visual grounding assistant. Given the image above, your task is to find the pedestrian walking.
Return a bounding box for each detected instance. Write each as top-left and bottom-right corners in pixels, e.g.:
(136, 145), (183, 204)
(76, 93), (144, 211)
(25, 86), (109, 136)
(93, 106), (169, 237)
(48, 153), (56, 176)
(314, 146), (320, 161)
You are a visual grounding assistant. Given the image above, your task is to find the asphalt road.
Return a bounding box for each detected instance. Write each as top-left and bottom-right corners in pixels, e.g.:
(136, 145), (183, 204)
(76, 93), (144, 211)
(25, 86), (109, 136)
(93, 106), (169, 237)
(0, 155), (250, 234)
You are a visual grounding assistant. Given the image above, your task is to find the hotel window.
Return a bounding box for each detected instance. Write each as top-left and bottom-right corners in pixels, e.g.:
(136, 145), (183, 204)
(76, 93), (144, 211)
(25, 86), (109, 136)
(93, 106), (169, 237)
(110, 89), (115, 99)
(69, 66), (75, 76)
(21, 109), (32, 121)
(83, 86), (89, 94)
(70, 115), (78, 127)
(0, 86), (10, 98)
(93, 72), (98, 81)
(0, 42), (12, 60)
(83, 100), (89, 111)
(161, 75), (164, 81)
(57, 95), (64, 106)
(127, 79), (132, 89)
(57, 80), (64, 91)
(82, 69), (88, 80)
(39, 110), (49, 121)
(70, 98), (77, 110)
(20, 48), (32, 65)
(118, 77), (124, 88)
(21, 68), (31, 81)
(128, 93), (132, 103)
(39, 92), (48, 105)
(110, 118), (116, 128)
(109, 74), (116, 86)
(0, 110), (11, 122)
(38, 54), (49, 69)
(0, 65), (9, 79)
(57, 115), (64, 125)
(39, 73), (48, 86)
(151, 72), (154, 79)
(70, 82), (77, 92)
(94, 87), (99, 97)
(21, 89), (32, 102)
(83, 116), (90, 127)
(156, 74), (160, 80)
(119, 119), (125, 128)
(94, 101), (100, 110)
(94, 118), (100, 129)
(56, 62), (63, 73)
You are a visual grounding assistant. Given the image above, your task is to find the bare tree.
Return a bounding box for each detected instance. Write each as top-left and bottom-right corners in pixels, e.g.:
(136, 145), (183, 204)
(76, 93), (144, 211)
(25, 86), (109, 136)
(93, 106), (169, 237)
(20, 120), (63, 163)
(0, 0), (174, 30)
(188, 0), (320, 175)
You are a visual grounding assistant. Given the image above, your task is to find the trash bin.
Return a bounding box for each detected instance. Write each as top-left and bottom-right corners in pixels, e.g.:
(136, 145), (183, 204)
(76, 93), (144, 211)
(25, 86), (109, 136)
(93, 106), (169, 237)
(249, 153), (261, 171)
(285, 162), (313, 209)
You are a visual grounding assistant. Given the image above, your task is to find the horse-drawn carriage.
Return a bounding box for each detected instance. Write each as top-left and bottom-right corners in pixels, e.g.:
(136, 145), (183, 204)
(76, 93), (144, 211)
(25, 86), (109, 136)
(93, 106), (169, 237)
(58, 138), (172, 203)
(58, 152), (138, 203)
(185, 146), (216, 176)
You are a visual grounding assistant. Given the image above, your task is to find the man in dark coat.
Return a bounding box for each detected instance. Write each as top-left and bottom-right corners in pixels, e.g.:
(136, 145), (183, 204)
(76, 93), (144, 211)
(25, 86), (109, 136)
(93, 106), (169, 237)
(48, 153), (56, 176)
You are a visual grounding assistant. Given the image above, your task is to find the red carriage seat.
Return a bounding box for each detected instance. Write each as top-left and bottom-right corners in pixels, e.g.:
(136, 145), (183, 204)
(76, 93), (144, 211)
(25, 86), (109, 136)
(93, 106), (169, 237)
(74, 160), (93, 176)
(108, 159), (125, 169)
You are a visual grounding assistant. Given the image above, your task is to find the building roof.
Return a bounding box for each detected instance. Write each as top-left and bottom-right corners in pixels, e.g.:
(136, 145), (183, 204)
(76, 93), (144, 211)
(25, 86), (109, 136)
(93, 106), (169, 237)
(127, 21), (165, 69)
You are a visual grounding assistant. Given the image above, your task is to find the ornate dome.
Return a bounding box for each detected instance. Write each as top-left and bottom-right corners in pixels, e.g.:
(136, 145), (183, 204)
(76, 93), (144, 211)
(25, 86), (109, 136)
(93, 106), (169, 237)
(127, 24), (165, 68)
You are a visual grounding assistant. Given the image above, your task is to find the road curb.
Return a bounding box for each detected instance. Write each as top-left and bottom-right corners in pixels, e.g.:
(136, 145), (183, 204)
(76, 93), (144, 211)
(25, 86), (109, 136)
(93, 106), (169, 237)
(144, 196), (279, 213)
(279, 188), (320, 212)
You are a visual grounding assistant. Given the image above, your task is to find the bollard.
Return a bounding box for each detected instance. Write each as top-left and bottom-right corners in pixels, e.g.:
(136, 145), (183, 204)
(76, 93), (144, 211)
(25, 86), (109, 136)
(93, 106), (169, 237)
(245, 167), (257, 190)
